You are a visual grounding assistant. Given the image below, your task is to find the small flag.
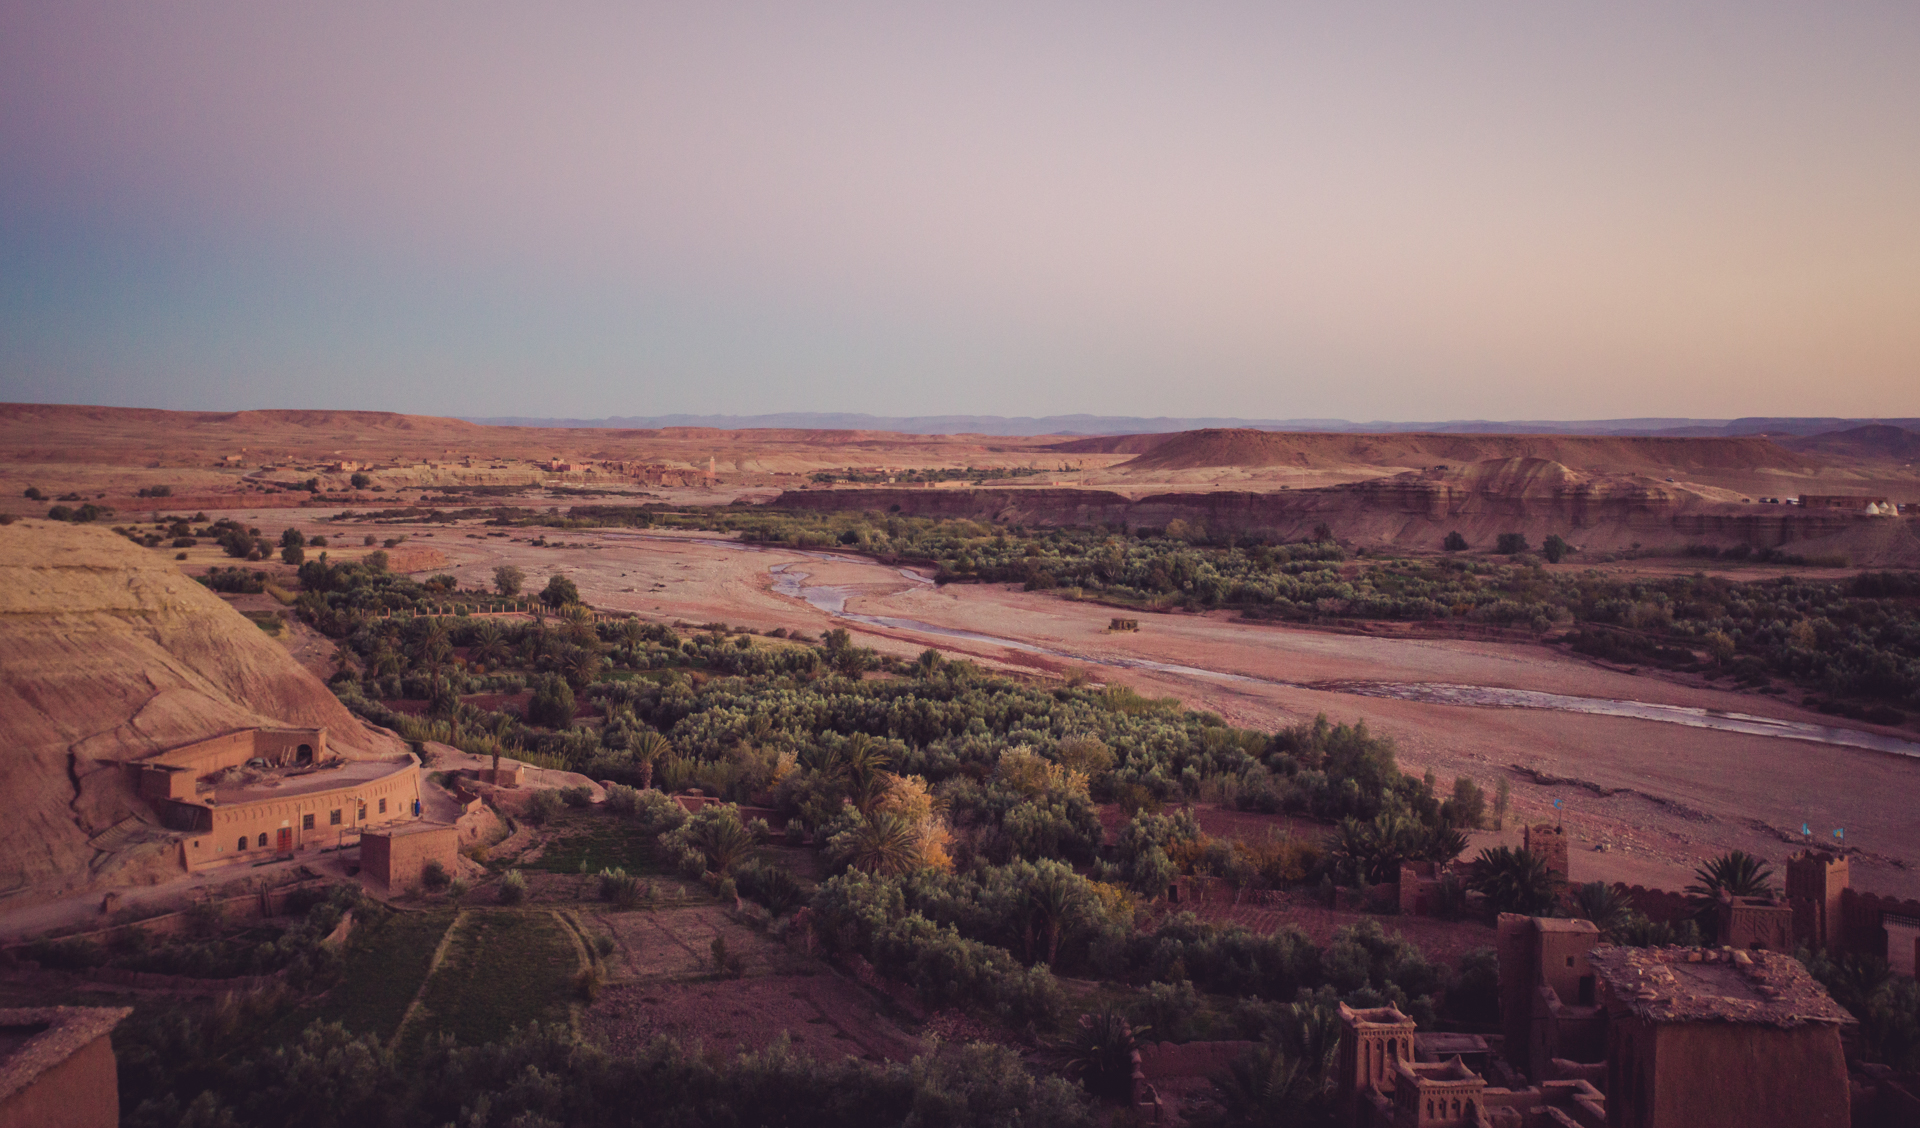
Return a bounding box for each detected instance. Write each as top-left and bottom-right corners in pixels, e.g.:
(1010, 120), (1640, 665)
(1553, 798), (1563, 810)
(1803, 823), (1811, 837)
(1835, 828), (1846, 841)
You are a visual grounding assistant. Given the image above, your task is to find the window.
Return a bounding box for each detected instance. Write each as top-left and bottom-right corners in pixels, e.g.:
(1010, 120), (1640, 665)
(378, 798), (388, 814)
(302, 813), (315, 830)
(330, 809), (342, 826)
(237, 836), (248, 851)
(358, 806), (367, 821)
(257, 833), (268, 848)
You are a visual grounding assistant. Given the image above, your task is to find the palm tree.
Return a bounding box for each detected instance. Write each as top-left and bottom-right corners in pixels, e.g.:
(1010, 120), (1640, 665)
(1207, 1043), (1330, 1126)
(618, 619), (646, 664)
(1469, 846), (1561, 915)
(837, 811), (920, 876)
(1574, 881), (1634, 937)
(1688, 850), (1774, 899)
(369, 646), (405, 679)
(559, 645), (604, 689)
(1024, 866), (1079, 966)
(631, 731), (671, 791)
(560, 603), (598, 646)
(470, 621), (508, 667)
(687, 816), (754, 875)
(1059, 1008), (1141, 1102)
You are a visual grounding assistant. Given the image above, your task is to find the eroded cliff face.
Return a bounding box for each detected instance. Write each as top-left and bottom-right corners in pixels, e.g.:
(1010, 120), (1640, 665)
(0, 521), (403, 894)
(772, 458), (1920, 564)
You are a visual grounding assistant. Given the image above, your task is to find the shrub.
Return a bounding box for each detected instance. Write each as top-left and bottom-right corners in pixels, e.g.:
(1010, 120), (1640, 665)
(421, 860), (450, 891)
(1129, 980), (1199, 1042)
(1495, 532), (1530, 555)
(1442, 531), (1468, 552)
(524, 790), (565, 826)
(599, 868), (641, 910)
(499, 870), (527, 904)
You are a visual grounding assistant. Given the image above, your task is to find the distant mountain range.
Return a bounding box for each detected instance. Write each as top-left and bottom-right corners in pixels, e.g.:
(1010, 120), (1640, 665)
(462, 413), (1920, 438)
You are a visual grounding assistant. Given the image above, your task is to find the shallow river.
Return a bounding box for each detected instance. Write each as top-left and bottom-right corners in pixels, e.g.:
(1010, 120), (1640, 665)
(626, 534), (1920, 761)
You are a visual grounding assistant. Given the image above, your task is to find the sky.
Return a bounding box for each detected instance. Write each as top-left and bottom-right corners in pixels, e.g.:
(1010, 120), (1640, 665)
(2, 2), (1917, 422)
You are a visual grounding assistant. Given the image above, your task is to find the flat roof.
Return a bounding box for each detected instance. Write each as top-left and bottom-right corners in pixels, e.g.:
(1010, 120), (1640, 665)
(364, 821), (457, 840)
(0, 1007), (131, 1106)
(1587, 946), (1853, 1027)
(208, 755), (414, 806)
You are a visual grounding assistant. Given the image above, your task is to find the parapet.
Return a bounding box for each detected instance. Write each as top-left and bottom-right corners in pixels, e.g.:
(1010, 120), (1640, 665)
(1586, 945), (1853, 1027)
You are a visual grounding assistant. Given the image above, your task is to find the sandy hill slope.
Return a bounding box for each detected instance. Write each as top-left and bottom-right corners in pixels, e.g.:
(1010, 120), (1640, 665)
(1115, 428), (1819, 476)
(1780, 425), (1920, 464)
(0, 520), (403, 896)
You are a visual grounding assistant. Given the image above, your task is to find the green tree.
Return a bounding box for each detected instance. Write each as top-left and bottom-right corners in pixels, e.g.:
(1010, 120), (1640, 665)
(280, 527), (305, 549)
(1495, 532), (1530, 555)
(1573, 881), (1633, 937)
(349, 472), (371, 489)
(540, 574), (579, 608)
(1468, 846), (1560, 915)
(1443, 530), (1468, 552)
(1688, 850), (1774, 899)
(281, 544), (304, 566)
(528, 675), (576, 728)
(1542, 534), (1574, 564)
(493, 564), (526, 597)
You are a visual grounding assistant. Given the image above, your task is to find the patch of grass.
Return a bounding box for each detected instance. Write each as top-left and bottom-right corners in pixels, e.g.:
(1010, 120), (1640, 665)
(532, 809), (660, 874)
(405, 910), (578, 1048)
(288, 910), (454, 1041)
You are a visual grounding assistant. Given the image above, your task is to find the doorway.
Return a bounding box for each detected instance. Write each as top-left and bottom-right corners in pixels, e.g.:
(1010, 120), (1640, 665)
(276, 827), (293, 853)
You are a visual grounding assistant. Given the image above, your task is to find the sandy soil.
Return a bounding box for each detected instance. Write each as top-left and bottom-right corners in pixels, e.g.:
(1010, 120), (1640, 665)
(171, 514), (1920, 901)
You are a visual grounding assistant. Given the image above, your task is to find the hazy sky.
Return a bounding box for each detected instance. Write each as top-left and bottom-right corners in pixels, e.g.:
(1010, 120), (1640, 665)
(3, 3), (1917, 421)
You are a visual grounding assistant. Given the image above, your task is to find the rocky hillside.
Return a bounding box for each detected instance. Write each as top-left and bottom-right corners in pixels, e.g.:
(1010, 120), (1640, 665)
(1114, 428), (1818, 476)
(0, 521), (404, 896)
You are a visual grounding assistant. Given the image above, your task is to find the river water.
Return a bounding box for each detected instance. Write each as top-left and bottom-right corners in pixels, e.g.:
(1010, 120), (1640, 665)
(616, 533), (1920, 761)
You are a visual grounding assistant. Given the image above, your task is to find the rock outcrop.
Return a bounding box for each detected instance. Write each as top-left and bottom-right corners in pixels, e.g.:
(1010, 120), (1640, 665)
(0, 521), (404, 895)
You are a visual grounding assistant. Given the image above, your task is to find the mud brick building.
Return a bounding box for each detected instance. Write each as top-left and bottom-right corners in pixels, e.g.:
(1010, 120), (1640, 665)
(0, 1007), (130, 1128)
(130, 727), (423, 872)
(360, 822), (460, 892)
(1586, 946), (1851, 1128)
(1522, 824), (1569, 885)
(1496, 915), (1603, 1080)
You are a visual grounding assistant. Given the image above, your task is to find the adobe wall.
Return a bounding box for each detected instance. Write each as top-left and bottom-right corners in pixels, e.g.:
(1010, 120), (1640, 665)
(361, 825), (459, 892)
(183, 762), (421, 871)
(1840, 889), (1920, 961)
(0, 1030), (119, 1128)
(1719, 899), (1795, 950)
(1135, 1040), (1255, 1082)
(1615, 885), (1691, 926)
(1647, 1021), (1847, 1128)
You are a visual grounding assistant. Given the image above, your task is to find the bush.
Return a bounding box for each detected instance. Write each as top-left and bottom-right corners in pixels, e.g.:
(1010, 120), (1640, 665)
(1495, 533), (1530, 555)
(524, 790), (565, 826)
(527, 675), (576, 728)
(1129, 980), (1200, 1042)
(421, 860), (451, 890)
(498, 870), (527, 904)
(1443, 530), (1468, 552)
(561, 785), (594, 808)
(541, 574), (580, 608)
(599, 868), (642, 910)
